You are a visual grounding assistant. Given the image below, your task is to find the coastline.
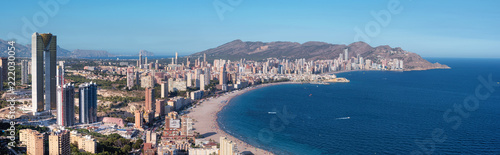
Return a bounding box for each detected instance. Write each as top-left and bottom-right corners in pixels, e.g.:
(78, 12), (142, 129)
(188, 82), (297, 155)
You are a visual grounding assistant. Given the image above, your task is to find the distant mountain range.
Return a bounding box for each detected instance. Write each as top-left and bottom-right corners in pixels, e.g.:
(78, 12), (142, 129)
(191, 40), (450, 71)
(138, 50), (155, 56)
(0, 39), (114, 58)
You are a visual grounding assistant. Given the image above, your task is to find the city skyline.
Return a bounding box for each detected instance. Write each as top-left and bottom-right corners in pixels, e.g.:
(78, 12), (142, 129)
(1, 0), (500, 58)
(1, 1), (499, 154)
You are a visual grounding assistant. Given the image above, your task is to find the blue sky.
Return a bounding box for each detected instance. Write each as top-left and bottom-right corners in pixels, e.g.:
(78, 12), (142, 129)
(1, 0), (499, 57)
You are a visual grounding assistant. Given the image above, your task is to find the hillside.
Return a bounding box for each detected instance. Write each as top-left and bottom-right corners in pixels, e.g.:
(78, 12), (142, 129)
(191, 40), (450, 71)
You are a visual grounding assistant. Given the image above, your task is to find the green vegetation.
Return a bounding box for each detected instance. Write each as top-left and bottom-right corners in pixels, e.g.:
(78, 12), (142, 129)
(67, 61), (99, 70)
(100, 96), (144, 104)
(0, 123), (50, 152)
(65, 75), (126, 89)
(0, 100), (22, 110)
(126, 117), (135, 123)
(132, 139), (143, 149)
(70, 143), (93, 155)
(65, 128), (141, 155)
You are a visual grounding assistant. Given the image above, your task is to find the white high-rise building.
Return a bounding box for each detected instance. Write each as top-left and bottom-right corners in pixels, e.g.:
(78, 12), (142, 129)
(56, 61), (65, 87)
(161, 81), (168, 98)
(344, 48), (348, 61)
(200, 74), (206, 91)
(175, 52), (178, 64)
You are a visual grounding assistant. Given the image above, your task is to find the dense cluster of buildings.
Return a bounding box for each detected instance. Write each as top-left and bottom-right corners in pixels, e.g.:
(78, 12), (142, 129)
(19, 129), (96, 155)
(8, 32), (408, 155)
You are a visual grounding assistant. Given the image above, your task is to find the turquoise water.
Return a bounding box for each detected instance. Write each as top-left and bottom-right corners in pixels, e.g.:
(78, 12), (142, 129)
(218, 58), (500, 154)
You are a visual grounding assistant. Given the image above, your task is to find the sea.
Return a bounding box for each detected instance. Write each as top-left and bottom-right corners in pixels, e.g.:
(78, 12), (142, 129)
(217, 58), (500, 155)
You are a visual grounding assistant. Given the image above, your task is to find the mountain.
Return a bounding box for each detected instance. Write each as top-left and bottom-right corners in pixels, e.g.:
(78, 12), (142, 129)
(0, 39), (112, 58)
(70, 49), (114, 58)
(190, 40), (450, 71)
(138, 50), (154, 56)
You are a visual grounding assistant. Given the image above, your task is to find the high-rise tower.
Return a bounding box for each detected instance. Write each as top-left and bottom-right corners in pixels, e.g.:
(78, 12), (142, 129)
(49, 130), (70, 155)
(344, 48), (348, 61)
(32, 32), (57, 114)
(79, 82), (97, 124)
(161, 82), (168, 98)
(175, 52), (178, 64)
(127, 67), (135, 89)
(56, 61), (65, 87)
(57, 83), (75, 127)
(145, 87), (155, 113)
(139, 53), (143, 67)
(21, 60), (29, 85)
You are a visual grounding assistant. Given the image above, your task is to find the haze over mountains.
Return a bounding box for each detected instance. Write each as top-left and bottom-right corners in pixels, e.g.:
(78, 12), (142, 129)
(191, 40), (450, 71)
(0, 39), (113, 58)
(1, 38), (448, 71)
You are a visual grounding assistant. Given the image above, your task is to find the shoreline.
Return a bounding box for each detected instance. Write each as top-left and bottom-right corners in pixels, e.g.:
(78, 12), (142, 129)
(188, 82), (298, 155)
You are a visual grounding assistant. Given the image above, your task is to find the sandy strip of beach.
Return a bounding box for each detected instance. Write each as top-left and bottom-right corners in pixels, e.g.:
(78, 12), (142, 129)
(188, 82), (295, 155)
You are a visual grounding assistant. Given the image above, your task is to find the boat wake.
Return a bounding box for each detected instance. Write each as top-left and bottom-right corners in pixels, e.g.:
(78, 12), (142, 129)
(336, 117), (350, 120)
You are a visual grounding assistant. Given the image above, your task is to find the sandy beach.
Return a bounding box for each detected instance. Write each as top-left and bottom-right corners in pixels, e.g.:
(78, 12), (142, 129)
(188, 82), (294, 155)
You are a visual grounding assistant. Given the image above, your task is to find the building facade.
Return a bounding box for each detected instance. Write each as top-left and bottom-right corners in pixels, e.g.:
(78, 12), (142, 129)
(220, 137), (237, 155)
(161, 81), (168, 98)
(21, 60), (29, 85)
(79, 82), (98, 124)
(32, 32), (57, 114)
(57, 83), (75, 127)
(49, 130), (70, 155)
(135, 110), (143, 129)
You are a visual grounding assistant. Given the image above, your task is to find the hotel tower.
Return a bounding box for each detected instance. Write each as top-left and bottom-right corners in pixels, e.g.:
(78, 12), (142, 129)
(32, 32), (57, 115)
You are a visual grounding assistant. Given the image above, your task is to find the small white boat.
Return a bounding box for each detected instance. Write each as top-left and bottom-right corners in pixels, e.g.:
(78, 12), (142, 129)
(336, 117), (350, 120)
(268, 112), (277, 114)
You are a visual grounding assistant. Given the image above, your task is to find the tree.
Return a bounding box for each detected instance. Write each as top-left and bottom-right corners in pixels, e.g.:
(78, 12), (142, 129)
(132, 139), (143, 149)
(126, 117), (135, 123)
(121, 145), (131, 153)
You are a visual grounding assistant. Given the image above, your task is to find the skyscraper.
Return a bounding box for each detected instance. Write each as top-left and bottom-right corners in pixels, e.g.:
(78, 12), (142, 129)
(203, 53), (206, 64)
(21, 60), (29, 85)
(135, 110), (143, 129)
(175, 52), (178, 64)
(32, 32), (57, 114)
(200, 74), (206, 91)
(139, 53), (143, 68)
(219, 65), (227, 85)
(187, 73), (192, 87)
(26, 130), (45, 155)
(135, 71), (140, 87)
(161, 82), (168, 98)
(145, 87), (155, 113)
(49, 130), (70, 155)
(344, 48), (348, 61)
(57, 83), (75, 127)
(79, 82), (97, 124)
(0, 57), (7, 89)
(127, 67), (135, 89)
(204, 68), (211, 86)
(56, 62), (65, 87)
(155, 60), (159, 70)
(181, 116), (193, 137)
(155, 99), (165, 117)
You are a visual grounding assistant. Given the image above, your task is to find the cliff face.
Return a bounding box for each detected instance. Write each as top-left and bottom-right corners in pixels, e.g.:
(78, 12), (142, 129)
(191, 40), (450, 71)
